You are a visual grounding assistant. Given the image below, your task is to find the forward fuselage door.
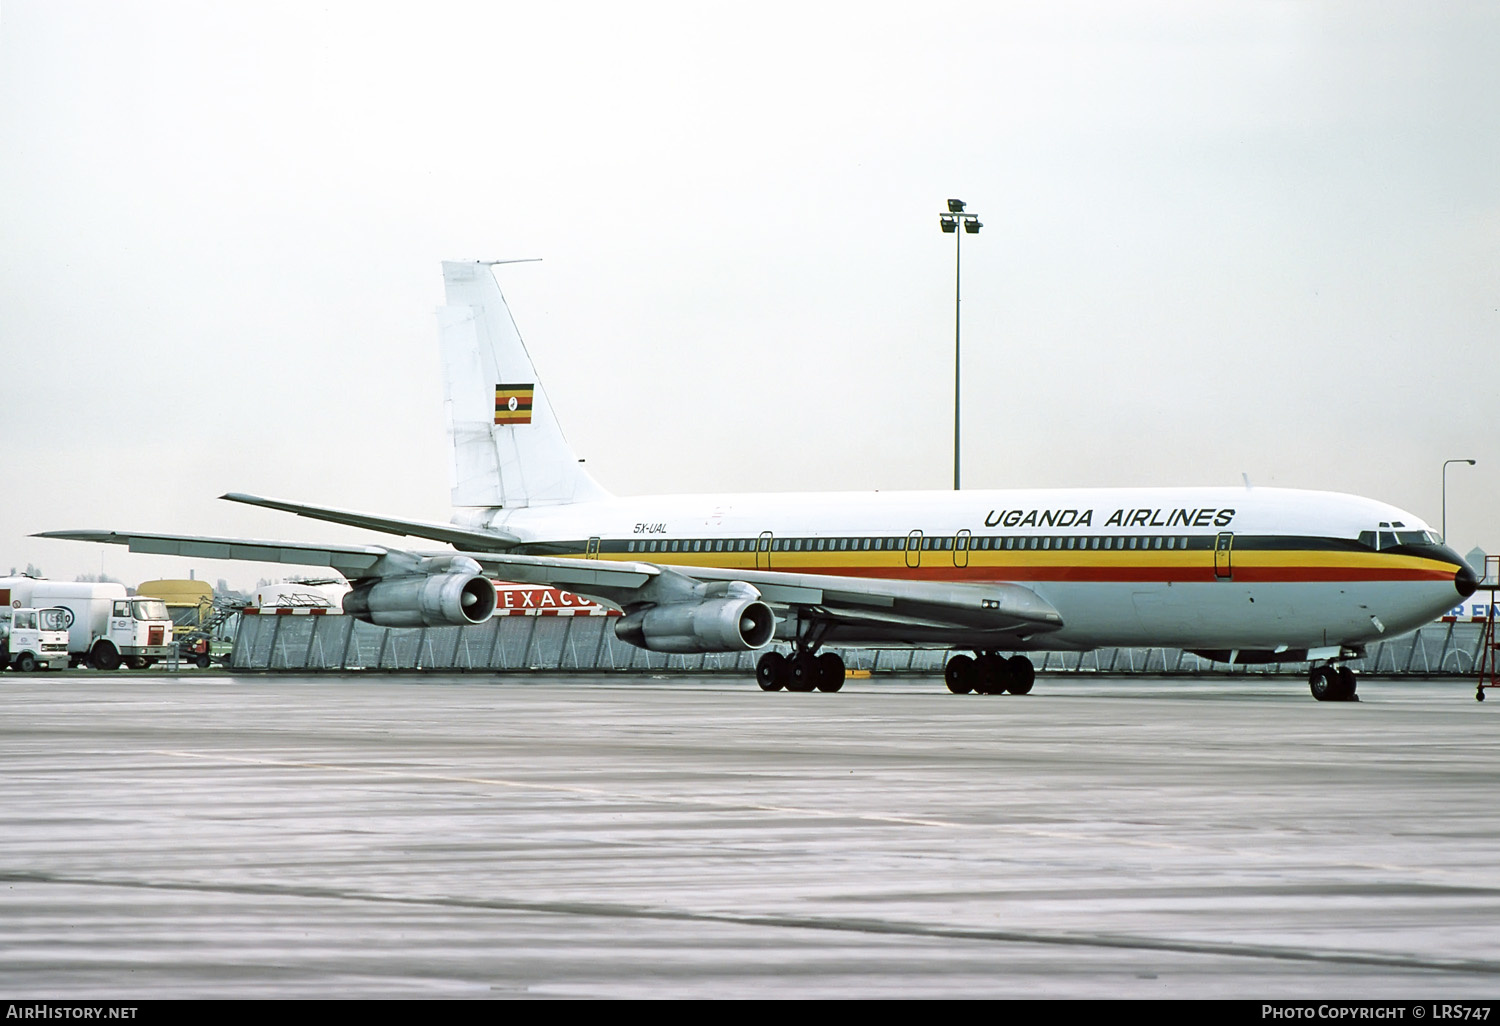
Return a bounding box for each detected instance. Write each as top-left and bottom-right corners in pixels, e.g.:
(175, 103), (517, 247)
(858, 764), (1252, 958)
(757, 531), (774, 570)
(585, 536), (600, 559)
(1214, 532), (1234, 580)
(954, 529), (971, 569)
(906, 530), (923, 569)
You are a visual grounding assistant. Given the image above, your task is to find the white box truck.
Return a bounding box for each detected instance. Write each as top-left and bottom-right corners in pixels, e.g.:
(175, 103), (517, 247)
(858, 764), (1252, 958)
(0, 605), (72, 671)
(0, 578), (175, 669)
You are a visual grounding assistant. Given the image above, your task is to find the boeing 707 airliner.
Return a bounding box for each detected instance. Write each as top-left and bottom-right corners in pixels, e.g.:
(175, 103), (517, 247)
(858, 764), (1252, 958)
(40, 261), (1478, 701)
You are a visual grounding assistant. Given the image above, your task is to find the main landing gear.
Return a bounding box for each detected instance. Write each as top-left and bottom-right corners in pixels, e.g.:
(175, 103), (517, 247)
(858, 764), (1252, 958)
(945, 652), (1035, 695)
(1309, 664), (1358, 702)
(756, 649), (845, 692)
(757, 620), (846, 693)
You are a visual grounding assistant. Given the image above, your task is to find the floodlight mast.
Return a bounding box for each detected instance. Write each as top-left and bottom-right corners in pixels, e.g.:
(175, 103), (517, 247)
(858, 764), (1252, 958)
(939, 199), (981, 490)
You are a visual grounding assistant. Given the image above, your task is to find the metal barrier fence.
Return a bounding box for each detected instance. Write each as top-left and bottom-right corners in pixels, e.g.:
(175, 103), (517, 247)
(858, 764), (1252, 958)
(230, 612), (1493, 676)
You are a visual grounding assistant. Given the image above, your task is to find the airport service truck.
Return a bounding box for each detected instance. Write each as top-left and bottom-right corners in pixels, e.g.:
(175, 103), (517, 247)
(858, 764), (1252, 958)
(0, 605), (72, 671)
(0, 578), (175, 669)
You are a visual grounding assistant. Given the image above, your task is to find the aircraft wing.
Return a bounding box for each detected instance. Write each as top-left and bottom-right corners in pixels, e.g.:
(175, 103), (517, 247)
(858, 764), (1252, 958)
(33, 530), (655, 593)
(36, 529), (394, 577)
(220, 493), (521, 551)
(659, 564), (1063, 635)
(36, 530), (1062, 637)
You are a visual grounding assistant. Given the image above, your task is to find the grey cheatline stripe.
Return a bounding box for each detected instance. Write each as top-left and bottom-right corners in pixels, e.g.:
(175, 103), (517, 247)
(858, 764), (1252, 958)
(2, 870), (1496, 976)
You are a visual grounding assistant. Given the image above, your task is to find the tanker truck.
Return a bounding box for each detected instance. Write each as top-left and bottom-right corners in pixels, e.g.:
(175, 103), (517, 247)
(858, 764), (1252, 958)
(0, 578), (175, 669)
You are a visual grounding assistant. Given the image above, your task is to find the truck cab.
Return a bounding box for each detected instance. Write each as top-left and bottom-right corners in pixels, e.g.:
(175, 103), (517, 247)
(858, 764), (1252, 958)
(102, 597), (176, 669)
(1, 606), (72, 671)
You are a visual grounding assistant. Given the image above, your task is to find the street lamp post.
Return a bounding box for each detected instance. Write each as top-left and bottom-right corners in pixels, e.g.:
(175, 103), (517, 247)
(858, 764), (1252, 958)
(939, 199), (981, 491)
(1442, 458), (1476, 543)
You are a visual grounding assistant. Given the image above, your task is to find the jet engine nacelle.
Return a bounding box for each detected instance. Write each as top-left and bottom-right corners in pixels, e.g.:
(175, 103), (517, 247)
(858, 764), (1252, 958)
(614, 594), (776, 654)
(343, 562), (497, 628)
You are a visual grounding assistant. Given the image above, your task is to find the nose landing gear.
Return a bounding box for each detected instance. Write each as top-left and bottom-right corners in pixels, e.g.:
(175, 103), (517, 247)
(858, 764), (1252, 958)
(1309, 664), (1358, 702)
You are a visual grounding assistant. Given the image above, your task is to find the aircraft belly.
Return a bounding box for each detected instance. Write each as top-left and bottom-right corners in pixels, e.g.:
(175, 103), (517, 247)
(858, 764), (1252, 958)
(1028, 579), (1450, 651)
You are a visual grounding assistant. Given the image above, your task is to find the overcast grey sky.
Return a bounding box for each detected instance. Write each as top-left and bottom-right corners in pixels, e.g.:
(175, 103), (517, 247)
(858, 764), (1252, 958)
(2, 1), (1497, 588)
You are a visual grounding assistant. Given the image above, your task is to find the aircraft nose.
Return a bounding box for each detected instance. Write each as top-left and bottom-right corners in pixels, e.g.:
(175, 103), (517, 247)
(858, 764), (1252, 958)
(1455, 560), (1479, 599)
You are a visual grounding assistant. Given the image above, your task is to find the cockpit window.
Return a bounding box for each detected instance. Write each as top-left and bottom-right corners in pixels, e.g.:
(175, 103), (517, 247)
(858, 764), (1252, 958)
(1361, 528), (1438, 551)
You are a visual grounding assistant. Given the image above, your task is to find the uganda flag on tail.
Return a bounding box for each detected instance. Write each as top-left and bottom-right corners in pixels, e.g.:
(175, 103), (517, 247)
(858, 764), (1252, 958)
(495, 383), (534, 425)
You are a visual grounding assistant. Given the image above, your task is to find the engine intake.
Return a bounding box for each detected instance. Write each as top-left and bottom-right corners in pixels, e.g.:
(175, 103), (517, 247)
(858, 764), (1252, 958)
(343, 568), (497, 628)
(615, 590), (775, 654)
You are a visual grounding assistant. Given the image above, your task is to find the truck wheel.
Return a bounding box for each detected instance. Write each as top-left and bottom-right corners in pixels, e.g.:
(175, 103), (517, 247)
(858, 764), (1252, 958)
(125, 656), (146, 669)
(195, 654), (211, 669)
(16, 653), (38, 673)
(90, 642), (121, 671)
(0, 642), (8, 670)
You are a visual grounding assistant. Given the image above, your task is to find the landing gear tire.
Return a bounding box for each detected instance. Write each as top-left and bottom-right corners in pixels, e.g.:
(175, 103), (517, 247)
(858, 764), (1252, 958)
(1479, 688), (1487, 703)
(787, 652), (820, 692)
(1005, 656), (1036, 695)
(815, 653), (845, 693)
(974, 654), (1004, 695)
(1310, 665), (1355, 702)
(1337, 666), (1358, 702)
(90, 642), (121, 671)
(15, 653), (38, 673)
(945, 654), (976, 695)
(756, 652), (788, 691)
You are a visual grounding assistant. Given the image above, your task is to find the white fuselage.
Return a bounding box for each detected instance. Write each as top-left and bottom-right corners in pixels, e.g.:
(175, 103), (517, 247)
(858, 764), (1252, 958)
(475, 486), (1470, 654)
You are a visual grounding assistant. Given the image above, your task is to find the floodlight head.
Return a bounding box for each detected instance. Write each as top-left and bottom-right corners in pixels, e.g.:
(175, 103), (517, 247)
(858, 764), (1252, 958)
(963, 219), (982, 234)
(947, 199), (966, 213)
(939, 215), (957, 233)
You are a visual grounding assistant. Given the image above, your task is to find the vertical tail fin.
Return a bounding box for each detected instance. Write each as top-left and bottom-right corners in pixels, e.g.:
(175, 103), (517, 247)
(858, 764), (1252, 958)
(439, 261), (610, 509)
